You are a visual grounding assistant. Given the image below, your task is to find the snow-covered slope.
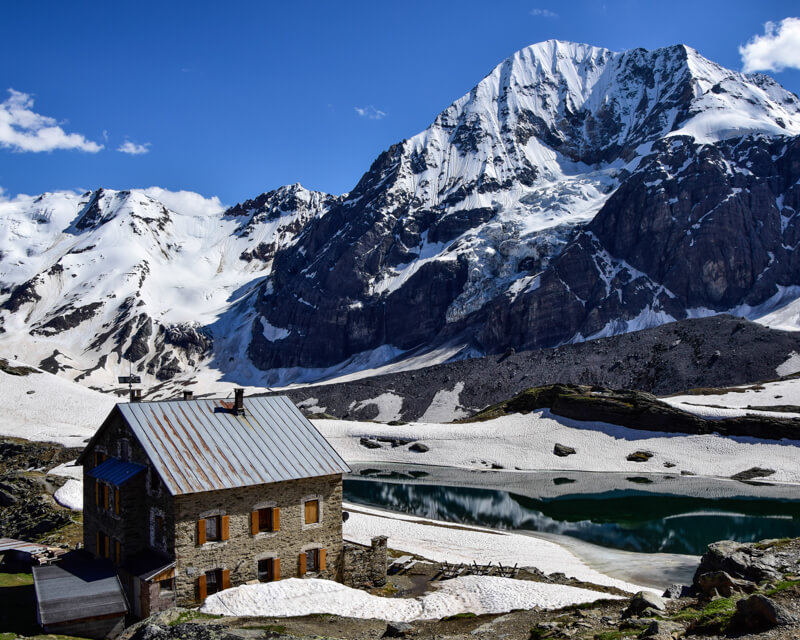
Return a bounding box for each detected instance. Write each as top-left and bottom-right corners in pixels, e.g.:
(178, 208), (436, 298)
(2, 41), (800, 392)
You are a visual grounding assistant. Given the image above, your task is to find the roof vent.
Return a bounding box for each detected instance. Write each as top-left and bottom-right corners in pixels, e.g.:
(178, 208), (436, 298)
(130, 388), (142, 403)
(234, 388), (245, 415)
(183, 390), (193, 401)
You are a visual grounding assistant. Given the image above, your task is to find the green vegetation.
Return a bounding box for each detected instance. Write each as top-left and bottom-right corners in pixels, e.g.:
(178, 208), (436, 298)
(441, 612), (477, 620)
(672, 596), (737, 633)
(168, 610), (221, 626)
(766, 579), (800, 595)
(0, 571), (38, 637)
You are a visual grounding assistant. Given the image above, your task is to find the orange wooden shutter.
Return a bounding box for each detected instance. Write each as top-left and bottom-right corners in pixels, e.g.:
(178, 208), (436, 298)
(197, 575), (207, 601)
(103, 484), (109, 510)
(220, 515), (230, 541)
(319, 548), (326, 572)
(96, 532), (101, 555)
(95, 481), (101, 506)
(197, 519), (206, 545)
(250, 511), (259, 535)
(273, 558), (280, 581)
(305, 500), (318, 524)
(114, 488), (120, 514)
(299, 552), (306, 575)
(114, 540), (121, 565)
(273, 507), (280, 531)
(221, 569), (231, 590)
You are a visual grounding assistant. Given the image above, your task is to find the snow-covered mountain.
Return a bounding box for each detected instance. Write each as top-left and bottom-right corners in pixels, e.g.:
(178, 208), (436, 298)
(2, 41), (800, 394)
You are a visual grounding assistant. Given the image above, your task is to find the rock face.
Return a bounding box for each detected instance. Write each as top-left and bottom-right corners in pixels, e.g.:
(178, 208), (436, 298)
(693, 540), (789, 589)
(731, 594), (795, 631)
(553, 443), (576, 457)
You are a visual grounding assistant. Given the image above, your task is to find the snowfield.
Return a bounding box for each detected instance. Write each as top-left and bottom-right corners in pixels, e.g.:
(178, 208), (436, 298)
(200, 575), (623, 620)
(314, 411), (800, 483)
(0, 358), (115, 447)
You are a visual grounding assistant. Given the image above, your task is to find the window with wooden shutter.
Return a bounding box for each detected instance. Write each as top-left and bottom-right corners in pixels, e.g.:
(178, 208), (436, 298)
(304, 499), (319, 524)
(221, 569), (231, 590)
(102, 484), (109, 511)
(96, 532), (110, 558)
(298, 552), (307, 575)
(114, 488), (120, 515)
(95, 481), (101, 507)
(197, 518), (206, 545)
(197, 574), (207, 601)
(250, 511), (259, 535)
(319, 548), (326, 572)
(220, 515), (230, 541)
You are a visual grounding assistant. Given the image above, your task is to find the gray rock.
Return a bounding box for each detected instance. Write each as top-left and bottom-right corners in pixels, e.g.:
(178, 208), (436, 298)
(359, 437), (382, 449)
(731, 467), (776, 481)
(383, 621), (412, 637)
(696, 570), (757, 597)
(409, 442), (429, 453)
(626, 451), (654, 462)
(641, 619), (684, 639)
(553, 443), (576, 457)
(662, 583), (690, 599)
(693, 540), (783, 586)
(622, 591), (666, 618)
(731, 594), (795, 631)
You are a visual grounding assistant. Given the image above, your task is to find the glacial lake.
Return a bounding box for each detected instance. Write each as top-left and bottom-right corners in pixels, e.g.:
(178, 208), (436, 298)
(343, 465), (800, 556)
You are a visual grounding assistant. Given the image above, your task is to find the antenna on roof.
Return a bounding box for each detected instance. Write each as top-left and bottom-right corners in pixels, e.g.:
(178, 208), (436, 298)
(118, 359), (142, 402)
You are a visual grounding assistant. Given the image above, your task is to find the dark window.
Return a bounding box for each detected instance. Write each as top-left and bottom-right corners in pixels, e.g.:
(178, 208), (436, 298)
(205, 569), (221, 596)
(258, 508), (272, 532)
(119, 440), (130, 462)
(154, 514), (165, 543)
(205, 516), (220, 541)
(149, 467), (162, 494)
(258, 558), (274, 582)
(158, 577), (175, 593)
(97, 531), (110, 558)
(305, 548), (318, 572)
(94, 451), (107, 468)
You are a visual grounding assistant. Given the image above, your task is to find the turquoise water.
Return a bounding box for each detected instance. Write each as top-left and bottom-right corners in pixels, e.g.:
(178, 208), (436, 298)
(343, 470), (800, 555)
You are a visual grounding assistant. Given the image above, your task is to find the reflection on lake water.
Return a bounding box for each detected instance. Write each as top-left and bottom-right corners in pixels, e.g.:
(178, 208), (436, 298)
(343, 467), (800, 555)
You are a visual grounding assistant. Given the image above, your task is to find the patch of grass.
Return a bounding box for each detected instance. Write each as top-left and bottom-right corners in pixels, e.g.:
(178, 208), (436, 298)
(753, 537), (791, 550)
(0, 572), (33, 588)
(766, 579), (800, 595)
(168, 610), (221, 626)
(673, 597), (737, 633)
(442, 612), (477, 620)
(0, 571), (37, 636)
(374, 582), (399, 596)
(593, 632), (639, 640)
(245, 624), (288, 634)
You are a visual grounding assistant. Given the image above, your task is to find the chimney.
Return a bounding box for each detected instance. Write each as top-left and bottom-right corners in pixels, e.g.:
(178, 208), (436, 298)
(183, 390), (193, 401)
(234, 388), (245, 415)
(130, 388), (142, 403)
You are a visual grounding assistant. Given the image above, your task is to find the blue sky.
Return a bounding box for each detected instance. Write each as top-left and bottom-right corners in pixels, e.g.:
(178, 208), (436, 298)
(2, 1), (799, 206)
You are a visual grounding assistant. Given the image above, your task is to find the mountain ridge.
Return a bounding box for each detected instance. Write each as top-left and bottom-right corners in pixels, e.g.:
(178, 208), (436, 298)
(1, 41), (800, 393)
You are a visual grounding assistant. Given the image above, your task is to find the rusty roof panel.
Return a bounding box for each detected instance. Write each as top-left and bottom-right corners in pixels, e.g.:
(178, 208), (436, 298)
(117, 395), (350, 495)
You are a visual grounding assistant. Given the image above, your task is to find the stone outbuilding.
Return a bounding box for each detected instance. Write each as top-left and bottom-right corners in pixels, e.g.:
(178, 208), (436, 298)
(77, 390), (351, 617)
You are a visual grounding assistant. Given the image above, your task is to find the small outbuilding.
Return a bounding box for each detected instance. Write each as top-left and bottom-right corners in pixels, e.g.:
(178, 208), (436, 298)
(32, 555), (128, 639)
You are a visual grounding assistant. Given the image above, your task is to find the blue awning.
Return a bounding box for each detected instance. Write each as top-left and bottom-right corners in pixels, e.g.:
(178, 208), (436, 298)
(88, 458), (146, 486)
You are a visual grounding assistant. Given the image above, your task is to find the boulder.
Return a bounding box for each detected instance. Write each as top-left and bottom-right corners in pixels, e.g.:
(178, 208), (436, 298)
(553, 443), (576, 457)
(693, 540), (783, 587)
(622, 591), (666, 618)
(627, 451), (654, 462)
(641, 619), (684, 639)
(730, 594), (795, 631)
(359, 437), (382, 449)
(696, 570), (757, 597)
(662, 583), (691, 599)
(409, 443), (429, 453)
(383, 622), (412, 637)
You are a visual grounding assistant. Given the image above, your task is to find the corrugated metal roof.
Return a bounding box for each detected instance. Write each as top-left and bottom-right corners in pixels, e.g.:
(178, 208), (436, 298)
(88, 458), (146, 486)
(0, 537), (49, 554)
(117, 395), (350, 495)
(33, 558), (128, 625)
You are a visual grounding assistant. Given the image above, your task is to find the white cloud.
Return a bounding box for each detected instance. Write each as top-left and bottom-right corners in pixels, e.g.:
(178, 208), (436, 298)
(141, 187), (226, 217)
(0, 89), (103, 153)
(740, 17), (800, 73)
(530, 8), (558, 18)
(354, 105), (386, 120)
(117, 140), (151, 155)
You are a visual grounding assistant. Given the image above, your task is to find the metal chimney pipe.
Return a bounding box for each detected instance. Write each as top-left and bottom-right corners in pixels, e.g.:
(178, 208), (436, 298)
(234, 388), (245, 415)
(130, 388), (142, 403)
